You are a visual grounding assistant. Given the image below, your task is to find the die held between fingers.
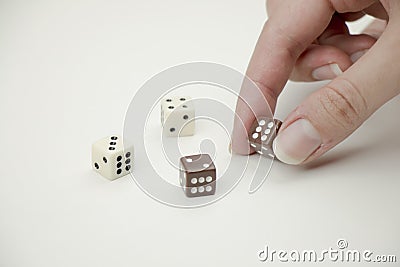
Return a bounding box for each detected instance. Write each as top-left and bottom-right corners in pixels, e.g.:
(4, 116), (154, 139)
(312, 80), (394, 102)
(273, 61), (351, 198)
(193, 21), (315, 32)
(272, 119), (322, 165)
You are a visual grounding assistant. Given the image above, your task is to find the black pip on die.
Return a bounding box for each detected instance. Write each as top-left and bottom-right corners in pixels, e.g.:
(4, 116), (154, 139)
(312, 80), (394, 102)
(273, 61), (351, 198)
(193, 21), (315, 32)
(179, 154), (216, 197)
(92, 135), (134, 180)
(161, 96), (195, 137)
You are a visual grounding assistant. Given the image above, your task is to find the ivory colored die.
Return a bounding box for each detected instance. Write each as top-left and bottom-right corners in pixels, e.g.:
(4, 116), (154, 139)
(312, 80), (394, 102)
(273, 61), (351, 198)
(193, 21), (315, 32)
(161, 96), (195, 137)
(92, 135), (134, 180)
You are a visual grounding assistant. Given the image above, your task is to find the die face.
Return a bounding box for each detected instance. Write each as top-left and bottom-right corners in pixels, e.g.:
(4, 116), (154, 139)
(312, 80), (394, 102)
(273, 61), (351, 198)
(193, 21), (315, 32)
(179, 154), (216, 197)
(161, 96), (195, 137)
(163, 109), (195, 137)
(248, 118), (282, 158)
(184, 172), (216, 197)
(180, 154), (215, 172)
(92, 135), (134, 180)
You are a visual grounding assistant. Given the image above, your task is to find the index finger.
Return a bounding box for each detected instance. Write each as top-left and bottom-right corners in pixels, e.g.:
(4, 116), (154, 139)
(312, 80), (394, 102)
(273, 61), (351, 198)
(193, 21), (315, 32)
(232, 0), (335, 154)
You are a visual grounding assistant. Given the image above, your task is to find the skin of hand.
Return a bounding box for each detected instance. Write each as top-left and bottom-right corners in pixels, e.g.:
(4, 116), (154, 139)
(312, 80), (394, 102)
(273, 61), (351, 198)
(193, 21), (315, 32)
(232, 0), (400, 165)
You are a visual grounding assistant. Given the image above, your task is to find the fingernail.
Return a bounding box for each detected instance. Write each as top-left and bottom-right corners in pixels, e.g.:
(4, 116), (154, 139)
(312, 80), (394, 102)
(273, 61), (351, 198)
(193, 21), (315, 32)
(273, 119), (321, 165)
(312, 64), (343, 80)
(350, 49), (368, 63)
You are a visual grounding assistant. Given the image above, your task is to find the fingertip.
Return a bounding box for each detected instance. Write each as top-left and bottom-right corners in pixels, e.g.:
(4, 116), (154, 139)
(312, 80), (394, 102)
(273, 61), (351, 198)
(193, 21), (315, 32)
(350, 49), (368, 63)
(311, 63), (343, 81)
(231, 138), (252, 155)
(273, 119), (322, 165)
(291, 45), (352, 82)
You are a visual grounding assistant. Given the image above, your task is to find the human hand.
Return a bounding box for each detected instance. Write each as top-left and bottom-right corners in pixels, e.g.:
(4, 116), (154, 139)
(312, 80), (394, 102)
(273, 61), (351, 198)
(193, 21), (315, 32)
(232, 0), (400, 165)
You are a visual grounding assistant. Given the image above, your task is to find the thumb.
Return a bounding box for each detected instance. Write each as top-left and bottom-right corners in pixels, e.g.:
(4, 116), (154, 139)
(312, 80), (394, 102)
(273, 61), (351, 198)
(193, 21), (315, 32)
(273, 16), (400, 165)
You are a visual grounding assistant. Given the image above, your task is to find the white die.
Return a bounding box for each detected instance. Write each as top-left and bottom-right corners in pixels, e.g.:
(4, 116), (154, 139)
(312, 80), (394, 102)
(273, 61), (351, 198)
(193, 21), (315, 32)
(91, 135), (134, 180)
(161, 96), (195, 137)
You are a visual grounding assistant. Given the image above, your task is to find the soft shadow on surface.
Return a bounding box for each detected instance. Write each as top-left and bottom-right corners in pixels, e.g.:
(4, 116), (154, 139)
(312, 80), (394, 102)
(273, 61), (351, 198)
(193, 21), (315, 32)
(303, 125), (400, 170)
(302, 145), (371, 170)
(269, 145), (371, 185)
(270, 96), (400, 185)
(271, 133), (398, 185)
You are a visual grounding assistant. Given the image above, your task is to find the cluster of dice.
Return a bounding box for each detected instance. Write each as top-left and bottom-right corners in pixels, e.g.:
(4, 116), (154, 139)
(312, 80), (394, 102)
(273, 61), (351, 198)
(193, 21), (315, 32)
(91, 96), (217, 198)
(91, 95), (281, 198)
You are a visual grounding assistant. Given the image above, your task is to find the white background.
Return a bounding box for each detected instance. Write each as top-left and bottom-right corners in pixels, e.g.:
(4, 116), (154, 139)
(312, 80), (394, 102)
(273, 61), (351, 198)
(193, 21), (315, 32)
(0, 0), (399, 266)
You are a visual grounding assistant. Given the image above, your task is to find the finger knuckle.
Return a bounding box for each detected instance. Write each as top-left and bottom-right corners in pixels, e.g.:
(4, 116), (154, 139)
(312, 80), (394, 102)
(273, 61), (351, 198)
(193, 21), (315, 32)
(253, 80), (278, 103)
(330, 0), (351, 12)
(330, 0), (371, 13)
(319, 78), (368, 130)
(269, 24), (306, 62)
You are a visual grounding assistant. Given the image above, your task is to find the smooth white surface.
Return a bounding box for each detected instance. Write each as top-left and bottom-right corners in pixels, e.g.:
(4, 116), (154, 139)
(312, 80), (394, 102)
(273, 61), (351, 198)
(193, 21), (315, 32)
(0, 1), (399, 266)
